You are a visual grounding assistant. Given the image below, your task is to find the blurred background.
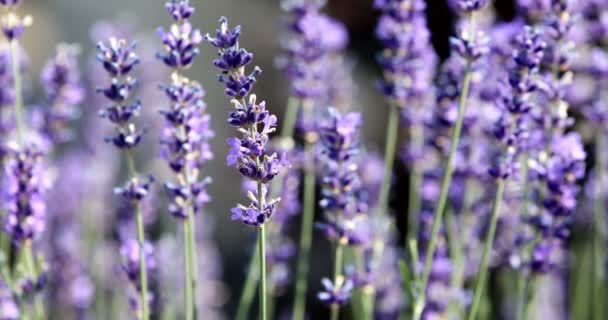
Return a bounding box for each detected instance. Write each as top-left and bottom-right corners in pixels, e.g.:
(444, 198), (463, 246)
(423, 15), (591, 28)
(12, 0), (576, 319)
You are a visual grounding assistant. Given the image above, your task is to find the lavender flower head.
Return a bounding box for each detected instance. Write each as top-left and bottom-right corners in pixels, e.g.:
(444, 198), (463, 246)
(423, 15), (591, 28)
(158, 0), (214, 220)
(156, 0), (202, 69)
(96, 37), (144, 150)
(0, 0), (31, 41)
(0, 280), (19, 320)
(206, 17), (287, 226)
(205, 17), (261, 99)
(41, 44), (85, 143)
(456, 0), (491, 12)
(120, 239), (156, 305)
(279, 1), (348, 100)
(318, 276), (354, 306)
(374, 0), (437, 110)
(3, 143), (48, 245)
(490, 26), (545, 179)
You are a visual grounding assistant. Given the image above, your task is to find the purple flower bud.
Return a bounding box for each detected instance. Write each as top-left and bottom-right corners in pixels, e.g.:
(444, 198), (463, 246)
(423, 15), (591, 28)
(156, 22), (202, 69)
(318, 277), (353, 306)
(165, 0), (194, 21)
(40, 44), (85, 143)
(456, 0), (490, 12)
(1, 12), (31, 40)
(120, 239), (156, 292)
(3, 144), (47, 245)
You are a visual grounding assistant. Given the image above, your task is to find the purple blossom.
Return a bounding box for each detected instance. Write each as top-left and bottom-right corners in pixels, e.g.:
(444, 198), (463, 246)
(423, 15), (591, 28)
(206, 17), (288, 226)
(490, 26), (545, 179)
(156, 22), (202, 69)
(3, 143), (48, 245)
(0, 10), (31, 40)
(120, 239), (156, 300)
(157, 5), (214, 220)
(205, 17), (261, 99)
(317, 277), (353, 306)
(0, 280), (19, 320)
(456, 0), (491, 12)
(375, 0), (437, 111)
(165, 0), (194, 21)
(40, 44), (85, 143)
(279, 1), (348, 101)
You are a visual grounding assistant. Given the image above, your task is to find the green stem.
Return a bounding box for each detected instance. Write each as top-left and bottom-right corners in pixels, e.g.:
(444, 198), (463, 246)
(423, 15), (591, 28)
(235, 239), (259, 320)
(24, 244), (43, 320)
(593, 132), (606, 320)
(259, 223), (267, 320)
(467, 179), (505, 320)
(135, 203), (150, 320)
(330, 244), (344, 320)
(413, 14), (476, 320)
(126, 152), (150, 320)
(186, 206), (199, 319)
(365, 103), (400, 318)
(406, 123), (422, 244)
(281, 96), (299, 139)
(183, 219), (193, 320)
(446, 209), (464, 319)
(378, 105), (399, 215)
(515, 158), (531, 320)
(293, 149), (316, 320)
(9, 40), (24, 145)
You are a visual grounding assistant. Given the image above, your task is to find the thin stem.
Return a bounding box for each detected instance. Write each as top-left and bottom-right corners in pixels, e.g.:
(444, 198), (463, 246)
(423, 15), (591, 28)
(135, 203), (150, 320)
(378, 105), (399, 215)
(125, 152), (150, 320)
(413, 14), (476, 317)
(330, 244), (344, 320)
(515, 157), (531, 320)
(258, 223), (267, 320)
(406, 123), (423, 244)
(592, 132), (606, 320)
(9, 40), (24, 145)
(293, 146), (316, 320)
(183, 219), (193, 320)
(23, 243), (43, 320)
(446, 209), (464, 318)
(281, 96), (299, 139)
(186, 203), (199, 319)
(236, 237), (260, 320)
(467, 179), (505, 320)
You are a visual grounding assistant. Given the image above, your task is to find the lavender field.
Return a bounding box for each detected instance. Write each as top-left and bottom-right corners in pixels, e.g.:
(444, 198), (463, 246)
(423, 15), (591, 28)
(0, 0), (607, 319)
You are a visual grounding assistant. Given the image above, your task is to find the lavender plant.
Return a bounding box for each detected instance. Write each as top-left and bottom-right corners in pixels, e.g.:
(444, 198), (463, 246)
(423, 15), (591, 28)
(316, 109), (367, 320)
(96, 37), (153, 320)
(156, 2), (212, 319)
(205, 16), (288, 320)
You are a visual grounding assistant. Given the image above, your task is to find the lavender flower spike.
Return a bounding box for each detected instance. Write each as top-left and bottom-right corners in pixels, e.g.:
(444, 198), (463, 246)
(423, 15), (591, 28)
(206, 16), (287, 320)
(2, 143), (47, 245)
(97, 37), (152, 320)
(157, 2), (212, 319)
(41, 44), (85, 144)
(316, 109), (367, 320)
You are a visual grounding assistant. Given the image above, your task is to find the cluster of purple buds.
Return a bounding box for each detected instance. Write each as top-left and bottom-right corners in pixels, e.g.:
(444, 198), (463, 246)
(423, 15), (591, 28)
(0, 0), (31, 41)
(206, 17), (287, 227)
(157, 0), (214, 220)
(96, 37), (144, 150)
(318, 277), (354, 306)
(156, 0), (202, 69)
(3, 143), (47, 245)
(490, 26), (545, 179)
(316, 109), (368, 306)
(374, 0), (436, 110)
(0, 280), (19, 320)
(279, 0), (348, 101)
(317, 109), (368, 245)
(120, 239), (156, 305)
(528, 133), (586, 272)
(205, 17), (260, 99)
(456, 0), (490, 12)
(40, 44), (85, 143)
